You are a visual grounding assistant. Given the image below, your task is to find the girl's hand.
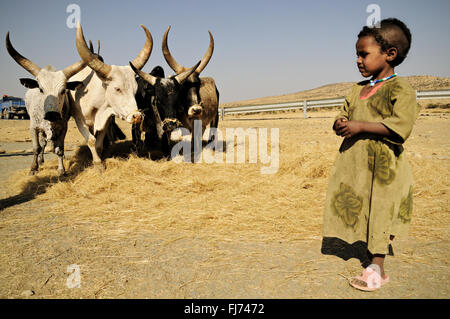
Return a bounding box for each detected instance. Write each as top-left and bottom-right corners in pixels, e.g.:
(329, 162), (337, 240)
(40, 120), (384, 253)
(336, 120), (362, 139)
(334, 118), (347, 132)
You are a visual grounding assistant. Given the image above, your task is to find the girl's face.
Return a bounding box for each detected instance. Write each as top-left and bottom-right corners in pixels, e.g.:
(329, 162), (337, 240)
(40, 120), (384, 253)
(356, 36), (389, 78)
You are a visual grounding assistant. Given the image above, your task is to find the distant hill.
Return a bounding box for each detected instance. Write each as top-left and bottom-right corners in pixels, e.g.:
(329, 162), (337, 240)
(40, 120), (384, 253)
(221, 75), (450, 108)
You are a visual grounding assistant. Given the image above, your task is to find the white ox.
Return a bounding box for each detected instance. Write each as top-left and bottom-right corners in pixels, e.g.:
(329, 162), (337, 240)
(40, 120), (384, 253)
(5, 32), (97, 175)
(68, 22), (152, 159)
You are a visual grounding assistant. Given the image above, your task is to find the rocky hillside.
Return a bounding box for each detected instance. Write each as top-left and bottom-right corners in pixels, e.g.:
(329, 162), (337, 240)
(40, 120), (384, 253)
(221, 75), (450, 108)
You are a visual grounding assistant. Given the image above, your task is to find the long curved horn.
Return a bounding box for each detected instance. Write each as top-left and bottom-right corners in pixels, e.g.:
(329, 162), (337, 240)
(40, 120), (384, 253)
(129, 62), (156, 86)
(131, 25), (153, 70)
(195, 30), (214, 74)
(162, 26), (184, 74)
(62, 60), (86, 79)
(174, 61), (201, 84)
(162, 26), (214, 75)
(5, 32), (41, 77)
(76, 21), (112, 78)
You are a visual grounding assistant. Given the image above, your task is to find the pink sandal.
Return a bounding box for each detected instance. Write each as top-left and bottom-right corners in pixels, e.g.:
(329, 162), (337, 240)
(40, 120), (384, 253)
(349, 264), (390, 292)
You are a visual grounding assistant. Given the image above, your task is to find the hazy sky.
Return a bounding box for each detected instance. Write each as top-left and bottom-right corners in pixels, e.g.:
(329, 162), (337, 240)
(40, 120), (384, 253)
(1, 0), (449, 103)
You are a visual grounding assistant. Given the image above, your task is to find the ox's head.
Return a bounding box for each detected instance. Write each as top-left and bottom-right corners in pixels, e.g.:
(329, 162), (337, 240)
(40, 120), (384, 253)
(76, 22), (154, 125)
(162, 26), (214, 119)
(6, 32), (85, 122)
(130, 60), (200, 135)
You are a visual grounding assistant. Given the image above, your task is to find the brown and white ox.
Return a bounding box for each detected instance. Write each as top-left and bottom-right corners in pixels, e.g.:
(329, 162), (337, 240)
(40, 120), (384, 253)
(162, 26), (220, 147)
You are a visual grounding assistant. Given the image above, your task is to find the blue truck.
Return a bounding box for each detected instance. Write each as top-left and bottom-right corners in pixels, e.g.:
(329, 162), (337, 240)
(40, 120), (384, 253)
(0, 95), (29, 119)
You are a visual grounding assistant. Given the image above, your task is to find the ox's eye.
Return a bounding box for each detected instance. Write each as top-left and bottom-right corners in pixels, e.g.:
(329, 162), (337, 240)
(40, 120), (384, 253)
(39, 88), (43, 93)
(115, 87), (121, 93)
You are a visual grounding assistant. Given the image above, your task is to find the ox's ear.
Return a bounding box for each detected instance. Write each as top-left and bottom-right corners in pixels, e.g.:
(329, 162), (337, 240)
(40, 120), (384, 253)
(66, 81), (83, 91)
(19, 78), (39, 89)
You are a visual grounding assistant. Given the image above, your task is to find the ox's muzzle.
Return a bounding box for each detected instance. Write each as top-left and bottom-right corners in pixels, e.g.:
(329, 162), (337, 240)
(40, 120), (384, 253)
(187, 104), (203, 118)
(162, 118), (182, 132)
(44, 96), (61, 122)
(126, 112), (143, 124)
(44, 111), (61, 122)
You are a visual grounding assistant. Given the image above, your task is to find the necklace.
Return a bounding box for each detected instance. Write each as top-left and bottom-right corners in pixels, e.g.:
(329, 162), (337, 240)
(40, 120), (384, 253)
(369, 73), (397, 87)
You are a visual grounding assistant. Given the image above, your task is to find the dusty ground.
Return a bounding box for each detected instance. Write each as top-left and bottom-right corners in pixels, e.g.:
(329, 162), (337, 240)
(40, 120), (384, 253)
(0, 108), (448, 299)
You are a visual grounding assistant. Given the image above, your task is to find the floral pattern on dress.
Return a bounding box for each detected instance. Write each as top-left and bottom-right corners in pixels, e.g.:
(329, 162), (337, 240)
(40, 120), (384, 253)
(330, 183), (363, 229)
(399, 186), (413, 223)
(368, 141), (395, 185)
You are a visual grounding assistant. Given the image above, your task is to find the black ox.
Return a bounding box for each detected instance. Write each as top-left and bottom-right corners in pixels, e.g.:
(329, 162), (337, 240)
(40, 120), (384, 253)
(130, 61), (200, 158)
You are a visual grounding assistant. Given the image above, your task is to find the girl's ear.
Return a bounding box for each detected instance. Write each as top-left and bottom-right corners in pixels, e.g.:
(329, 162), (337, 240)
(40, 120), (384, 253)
(386, 47), (398, 63)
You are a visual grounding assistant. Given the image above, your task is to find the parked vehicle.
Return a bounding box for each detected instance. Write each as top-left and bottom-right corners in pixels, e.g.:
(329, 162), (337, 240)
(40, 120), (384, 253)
(0, 95), (28, 119)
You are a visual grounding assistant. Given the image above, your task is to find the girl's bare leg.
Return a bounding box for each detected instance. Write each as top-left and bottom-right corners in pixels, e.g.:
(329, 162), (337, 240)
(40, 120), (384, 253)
(369, 235), (394, 278)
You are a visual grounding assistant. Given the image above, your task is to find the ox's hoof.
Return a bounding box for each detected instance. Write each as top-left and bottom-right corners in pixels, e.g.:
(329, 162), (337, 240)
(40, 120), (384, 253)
(93, 161), (106, 173)
(92, 158), (103, 166)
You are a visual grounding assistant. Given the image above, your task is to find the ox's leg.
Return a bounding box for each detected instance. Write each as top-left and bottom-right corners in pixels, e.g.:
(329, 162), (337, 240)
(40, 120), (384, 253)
(95, 128), (108, 160)
(187, 119), (196, 163)
(54, 124), (68, 176)
(70, 103), (102, 165)
(190, 131), (198, 163)
(144, 131), (158, 159)
(161, 132), (172, 159)
(38, 131), (47, 165)
(73, 119), (101, 164)
(191, 129), (203, 163)
(29, 128), (41, 175)
(208, 111), (220, 143)
(54, 141), (65, 176)
(88, 134), (102, 165)
(132, 123), (144, 156)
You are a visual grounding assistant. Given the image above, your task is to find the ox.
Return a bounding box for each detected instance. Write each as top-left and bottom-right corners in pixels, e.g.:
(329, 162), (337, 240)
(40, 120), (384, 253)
(162, 26), (220, 149)
(130, 61), (201, 158)
(87, 40), (127, 149)
(68, 21), (152, 160)
(5, 32), (97, 175)
(131, 65), (165, 156)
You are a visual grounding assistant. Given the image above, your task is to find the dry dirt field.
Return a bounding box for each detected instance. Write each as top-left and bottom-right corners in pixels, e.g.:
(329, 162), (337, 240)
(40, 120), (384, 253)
(0, 107), (448, 299)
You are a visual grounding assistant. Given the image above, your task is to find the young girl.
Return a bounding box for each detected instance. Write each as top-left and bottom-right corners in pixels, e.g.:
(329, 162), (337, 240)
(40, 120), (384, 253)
(321, 18), (421, 291)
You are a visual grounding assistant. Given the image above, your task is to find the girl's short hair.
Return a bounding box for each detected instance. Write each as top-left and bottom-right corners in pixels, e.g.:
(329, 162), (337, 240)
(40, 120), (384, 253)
(358, 18), (412, 67)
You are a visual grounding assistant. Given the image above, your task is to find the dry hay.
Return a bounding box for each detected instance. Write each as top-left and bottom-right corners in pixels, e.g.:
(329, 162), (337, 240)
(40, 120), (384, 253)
(7, 140), (332, 243)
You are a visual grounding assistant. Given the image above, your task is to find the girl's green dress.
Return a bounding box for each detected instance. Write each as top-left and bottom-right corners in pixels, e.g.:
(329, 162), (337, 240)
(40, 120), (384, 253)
(322, 76), (421, 255)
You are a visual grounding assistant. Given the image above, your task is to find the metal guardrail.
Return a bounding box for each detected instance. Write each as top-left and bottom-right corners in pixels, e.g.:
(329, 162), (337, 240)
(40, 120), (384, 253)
(220, 89), (450, 119)
(416, 89), (450, 100)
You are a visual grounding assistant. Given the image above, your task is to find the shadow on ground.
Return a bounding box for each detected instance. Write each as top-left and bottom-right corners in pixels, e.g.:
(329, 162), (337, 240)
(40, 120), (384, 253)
(0, 141), (136, 211)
